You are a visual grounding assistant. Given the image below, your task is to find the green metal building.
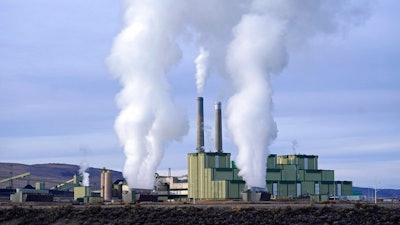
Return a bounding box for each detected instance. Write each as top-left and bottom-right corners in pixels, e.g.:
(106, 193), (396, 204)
(187, 152), (353, 200)
(266, 154), (352, 199)
(188, 97), (352, 200)
(188, 152), (245, 199)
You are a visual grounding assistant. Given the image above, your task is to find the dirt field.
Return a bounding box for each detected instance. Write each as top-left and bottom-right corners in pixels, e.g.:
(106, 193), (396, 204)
(0, 201), (399, 225)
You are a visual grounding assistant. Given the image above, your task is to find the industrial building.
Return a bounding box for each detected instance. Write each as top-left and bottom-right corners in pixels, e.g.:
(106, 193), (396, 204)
(1, 168), (120, 203)
(188, 152), (245, 199)
(0, 96), (354, 203)
(155, 172), (188, 200)
(188, 97), (353, 200)
(4, 174), (82, 203)
(188, 152), (353, 200)
(188, 98), (245, 199)
(266, 154), (352, 199)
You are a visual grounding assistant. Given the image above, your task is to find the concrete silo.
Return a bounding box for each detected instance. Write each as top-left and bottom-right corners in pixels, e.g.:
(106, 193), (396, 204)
(101, 168), (112, 201)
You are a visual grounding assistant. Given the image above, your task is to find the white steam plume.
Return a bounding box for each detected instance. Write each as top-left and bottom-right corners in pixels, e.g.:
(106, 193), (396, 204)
(194, 47), (210, 95)
(79, 160), (90, 187)
(225, 0), (369, 189)
(108, 0), (369, 190)
(107, 1), (189, 189)
(226, 14), (282, 188)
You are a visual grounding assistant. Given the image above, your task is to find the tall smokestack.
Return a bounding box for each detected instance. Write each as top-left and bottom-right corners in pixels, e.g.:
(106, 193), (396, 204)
(196, 97), (205, 152)
(215, 102), (223, 153)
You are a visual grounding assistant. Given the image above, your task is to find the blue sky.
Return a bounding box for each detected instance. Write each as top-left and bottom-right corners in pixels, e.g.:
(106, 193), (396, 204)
(0, 1), (399, 189)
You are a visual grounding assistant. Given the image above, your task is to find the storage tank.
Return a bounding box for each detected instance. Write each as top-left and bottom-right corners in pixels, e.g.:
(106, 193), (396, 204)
(101, 168), (113, 201)
(242, 187), (271, 201)
(35, 182), (45, 190)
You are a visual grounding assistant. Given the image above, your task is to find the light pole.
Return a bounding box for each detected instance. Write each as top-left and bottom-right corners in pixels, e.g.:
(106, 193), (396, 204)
(374, 178), (379, 204)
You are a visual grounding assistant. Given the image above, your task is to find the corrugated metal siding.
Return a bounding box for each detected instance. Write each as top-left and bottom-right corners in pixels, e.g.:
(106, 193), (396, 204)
(287, 183), (296, 198)
(206, 154), (214, 168)
(204, 169), (211, 198)
(278, 183), (288, 197)
(228, 181), (245, 199)
(267, 155), (277, 169)
(266, 182), (272, 194)
(305, 170), (322, 181)
(198, 155), (204, 199)
(266, 170), (281, 181)
(297, 170), (305, 181)
(188, 154), (198, 199)
(319, 183), (329, 195)
(233, 168), (241, 180)
(282, 165), (296, 181)
(342, 182), (353, 196)
(213, 169), (233, 180)
(320, 182), (335, 195)
(308, 157), (316, 170)
(302, 181), (314, 195)
(321, 170), (334, 181)
(298, 158), (305, 170)
(219, 154), (230, 168)
(210, 180), (225, 199)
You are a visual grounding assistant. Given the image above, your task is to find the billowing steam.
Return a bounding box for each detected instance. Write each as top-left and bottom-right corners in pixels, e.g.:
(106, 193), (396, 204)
(107, 1), (189, 189)
(194, 47), (210, 95)
(226, 13), (282, 188)
(109, 0), (369, 190)
(225, 0), (369, 189)
(79, 160), (90, 187)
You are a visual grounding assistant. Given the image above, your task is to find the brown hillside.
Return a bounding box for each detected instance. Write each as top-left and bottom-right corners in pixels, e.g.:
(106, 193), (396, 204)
(0, 163), (123, 190)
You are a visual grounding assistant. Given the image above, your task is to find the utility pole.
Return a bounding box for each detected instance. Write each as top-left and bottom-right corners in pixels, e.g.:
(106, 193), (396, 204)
(374, 178), (379, 204)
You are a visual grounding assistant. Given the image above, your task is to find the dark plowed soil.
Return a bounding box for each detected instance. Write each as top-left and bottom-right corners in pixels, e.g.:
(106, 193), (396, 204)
(0, 203), (399, 225)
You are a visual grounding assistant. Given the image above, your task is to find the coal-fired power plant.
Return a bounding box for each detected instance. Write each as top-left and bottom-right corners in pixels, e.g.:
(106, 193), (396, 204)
(215, 102), (223, 153)
(196, 97), (205, 152)
(105, 0), (368, 198)
(0, 96), (354, 203)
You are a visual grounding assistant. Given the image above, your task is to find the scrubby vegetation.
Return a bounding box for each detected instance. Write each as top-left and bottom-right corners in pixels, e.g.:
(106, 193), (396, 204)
(0, 203), (399, 225)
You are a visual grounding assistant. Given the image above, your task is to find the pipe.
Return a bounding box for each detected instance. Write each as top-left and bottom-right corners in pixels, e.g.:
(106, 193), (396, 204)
(196, 97), (205, 152)
(215, 102), (223, 153)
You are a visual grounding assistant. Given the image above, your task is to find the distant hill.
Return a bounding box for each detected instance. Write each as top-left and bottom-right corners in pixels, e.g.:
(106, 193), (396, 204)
(0, 162), (124, 190)
(353, 186), (400, 198)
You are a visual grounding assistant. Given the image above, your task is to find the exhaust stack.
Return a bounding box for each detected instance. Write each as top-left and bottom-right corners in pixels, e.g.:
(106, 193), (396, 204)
(196, 97), (205, 152)
(215, 102), (223, 153)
